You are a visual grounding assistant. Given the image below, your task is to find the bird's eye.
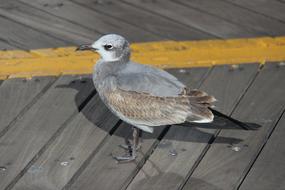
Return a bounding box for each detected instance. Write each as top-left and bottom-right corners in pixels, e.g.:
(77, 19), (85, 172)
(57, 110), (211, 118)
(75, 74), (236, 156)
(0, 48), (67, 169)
(103, 44), (113, 50)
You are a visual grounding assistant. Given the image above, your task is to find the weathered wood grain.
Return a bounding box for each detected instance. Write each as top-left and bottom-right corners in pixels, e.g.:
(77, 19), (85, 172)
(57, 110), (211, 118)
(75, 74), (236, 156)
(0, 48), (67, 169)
(0, 77), (56, 135)
(17, 0), (161, 42)
(0, 40), (17, 50)
(126, 64), (259, 190)
(226, 0), (285, 22)
(0, 76), (94, 189)
(167, 68), (211, 88)
(174, 0), (285, 36)
(66, 123), (166, 190)
(198, 64), (259, 114)
(0, 15), (68, 49)
(122, 0), (263, 38)
(61, 68), (210, 190)
(239, 112), (285, 190)
(183, 63), (285, 190)
(72, 0), (214, 40)
(11, 94), (119, 190)
(0, 0), (100, 44)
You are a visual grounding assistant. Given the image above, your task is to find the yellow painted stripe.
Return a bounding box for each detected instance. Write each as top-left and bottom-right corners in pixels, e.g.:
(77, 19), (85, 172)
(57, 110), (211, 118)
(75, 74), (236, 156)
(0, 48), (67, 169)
(0, 36), (285, 79)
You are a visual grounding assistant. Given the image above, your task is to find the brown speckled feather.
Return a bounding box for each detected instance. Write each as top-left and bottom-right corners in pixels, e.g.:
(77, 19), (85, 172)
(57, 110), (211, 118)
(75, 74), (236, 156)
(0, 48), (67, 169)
(104, 88), (215, 130)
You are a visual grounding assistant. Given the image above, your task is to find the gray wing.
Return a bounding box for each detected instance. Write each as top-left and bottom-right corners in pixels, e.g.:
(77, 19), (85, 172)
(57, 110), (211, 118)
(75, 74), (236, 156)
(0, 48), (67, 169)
(116, 62), (185, 97)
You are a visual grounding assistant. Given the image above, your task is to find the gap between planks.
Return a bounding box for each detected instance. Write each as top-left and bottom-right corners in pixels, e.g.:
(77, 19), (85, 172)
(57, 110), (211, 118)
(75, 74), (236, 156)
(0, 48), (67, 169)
(238, 109), (285, 190)
(0, 77), (58, 139)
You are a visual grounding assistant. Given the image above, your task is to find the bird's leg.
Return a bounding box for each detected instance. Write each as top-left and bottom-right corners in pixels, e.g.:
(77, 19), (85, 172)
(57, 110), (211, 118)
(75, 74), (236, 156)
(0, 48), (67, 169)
(113, 127), (140, 163)
(119, 128), (141, 151)
(131, 127), (139, 158)
(119, 138), (132, 151)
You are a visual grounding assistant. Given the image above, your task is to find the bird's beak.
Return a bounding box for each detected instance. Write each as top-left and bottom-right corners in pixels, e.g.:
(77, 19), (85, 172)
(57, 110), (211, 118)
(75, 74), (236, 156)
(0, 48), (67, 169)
(75, 44), (97, 51)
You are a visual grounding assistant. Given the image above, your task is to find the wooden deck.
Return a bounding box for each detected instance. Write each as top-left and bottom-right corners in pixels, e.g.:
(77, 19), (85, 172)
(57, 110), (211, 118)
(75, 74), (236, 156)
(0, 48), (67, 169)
(0, 0), (285, 190)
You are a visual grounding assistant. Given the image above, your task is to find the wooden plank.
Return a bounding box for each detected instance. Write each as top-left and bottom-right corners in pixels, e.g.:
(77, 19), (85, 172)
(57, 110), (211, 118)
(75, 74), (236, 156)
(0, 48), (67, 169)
(122, 0), (263, 38)
(0, 0), (100, 44)
(67, 123), (166, 190)
(175, 0), (285, 36)
(57, 68), (210, 190)
(11, 94), (120, 190)
(239, 112), (285, 190)
(72, 0), (214, 40)
(0, 75), (95, 189)
(0, 16), (68, 49)
(0, 20), (33, 50)
(227, 0), (285, 22)
(126, 64), (259, 190)
(167, 68), (210, 88)
(183, 62), (285, 190)
(0, 77), (56, 135)
(17, 0), (162, 42)
(0, 41), (17, 50)
(197, 64), (259, 114)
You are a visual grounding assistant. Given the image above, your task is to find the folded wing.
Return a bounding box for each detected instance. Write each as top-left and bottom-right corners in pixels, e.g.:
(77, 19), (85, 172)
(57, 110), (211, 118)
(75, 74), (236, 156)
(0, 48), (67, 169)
(116, 62), (185, 97)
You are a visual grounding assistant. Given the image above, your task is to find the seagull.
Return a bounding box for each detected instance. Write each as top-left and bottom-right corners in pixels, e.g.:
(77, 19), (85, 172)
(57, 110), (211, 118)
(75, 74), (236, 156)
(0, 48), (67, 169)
(76, 34), (216, 162)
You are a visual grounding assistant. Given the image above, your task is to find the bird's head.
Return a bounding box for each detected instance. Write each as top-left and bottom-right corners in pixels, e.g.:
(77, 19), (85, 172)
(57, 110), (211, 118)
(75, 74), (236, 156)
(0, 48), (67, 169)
(76, 34), (130, 62)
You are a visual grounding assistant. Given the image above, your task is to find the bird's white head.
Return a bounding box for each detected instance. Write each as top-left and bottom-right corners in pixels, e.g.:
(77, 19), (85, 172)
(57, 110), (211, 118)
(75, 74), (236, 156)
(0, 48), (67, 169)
(76, 34), (130, 62)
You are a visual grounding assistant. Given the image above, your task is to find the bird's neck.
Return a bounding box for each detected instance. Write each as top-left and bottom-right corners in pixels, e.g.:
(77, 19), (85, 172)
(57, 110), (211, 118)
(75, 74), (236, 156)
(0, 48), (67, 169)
(117, 51), (130, 63)
(94, 59), (127, 81)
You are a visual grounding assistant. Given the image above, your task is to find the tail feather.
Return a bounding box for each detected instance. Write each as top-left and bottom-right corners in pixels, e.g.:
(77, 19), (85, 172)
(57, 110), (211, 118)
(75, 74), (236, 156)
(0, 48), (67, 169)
(187, 89), (208, 97)
(186, 89), (216, 123)
(187, 105), (214, 123)
(190, 96), (216, 106)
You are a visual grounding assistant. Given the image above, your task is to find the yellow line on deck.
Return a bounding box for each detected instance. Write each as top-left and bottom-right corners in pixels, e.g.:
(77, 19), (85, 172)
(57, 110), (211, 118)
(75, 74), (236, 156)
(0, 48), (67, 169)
(0, 36), (285, 79)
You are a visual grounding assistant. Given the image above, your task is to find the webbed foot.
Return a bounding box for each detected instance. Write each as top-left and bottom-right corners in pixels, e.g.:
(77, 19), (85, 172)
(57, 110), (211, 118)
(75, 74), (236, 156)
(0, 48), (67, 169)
(112, 153), (136, 163)
(112, 127), (141, 164)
